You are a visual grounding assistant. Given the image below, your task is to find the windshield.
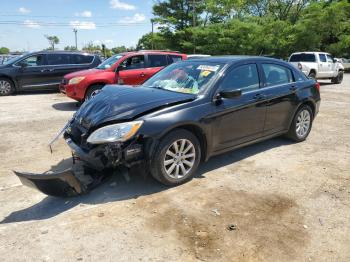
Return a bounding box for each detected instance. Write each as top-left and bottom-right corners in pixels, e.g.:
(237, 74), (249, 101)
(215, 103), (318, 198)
(3, 55), (24, 65)
(289, 54), (316, 62)
(142, 61), (224, 94)
(96, 54), (123, 69)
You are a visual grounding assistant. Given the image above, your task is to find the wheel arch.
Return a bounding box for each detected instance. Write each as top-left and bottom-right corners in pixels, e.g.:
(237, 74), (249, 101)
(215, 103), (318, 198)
(84, 82), (107, 98)
(0, 74), (17, 90)
(154, 123), (208, 162)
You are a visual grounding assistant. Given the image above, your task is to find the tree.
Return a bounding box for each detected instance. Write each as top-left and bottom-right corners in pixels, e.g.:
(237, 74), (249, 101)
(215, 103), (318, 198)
(45, 35), (60, 50)
(0, 47), (10, 54)
(153, 0), (206, 30)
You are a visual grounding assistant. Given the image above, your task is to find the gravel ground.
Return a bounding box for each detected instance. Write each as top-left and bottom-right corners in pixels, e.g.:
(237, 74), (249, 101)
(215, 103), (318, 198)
(0, 75), (349, 262)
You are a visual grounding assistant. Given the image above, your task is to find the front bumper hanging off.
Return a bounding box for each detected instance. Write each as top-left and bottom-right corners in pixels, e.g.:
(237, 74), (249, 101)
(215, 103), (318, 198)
(13, 164), (109, 197)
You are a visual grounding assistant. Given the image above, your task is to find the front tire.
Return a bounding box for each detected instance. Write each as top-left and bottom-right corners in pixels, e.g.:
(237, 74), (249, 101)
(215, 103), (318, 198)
(331, 71), (343, 84)
(0, 78), (15, 96)
(150, 129), (201, 186)
(287, 105), (313, 142)
(308, 71), (316, 80)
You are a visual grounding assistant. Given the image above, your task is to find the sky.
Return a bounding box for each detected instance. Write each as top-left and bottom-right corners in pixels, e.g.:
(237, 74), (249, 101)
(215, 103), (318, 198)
(0, 0), (155, 51)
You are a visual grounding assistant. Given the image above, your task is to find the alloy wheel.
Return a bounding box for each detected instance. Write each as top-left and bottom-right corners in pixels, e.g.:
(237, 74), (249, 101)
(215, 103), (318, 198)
(0, 80), (11, 95)
(296, 109), (311, 138)
(163, 139), (196, 179)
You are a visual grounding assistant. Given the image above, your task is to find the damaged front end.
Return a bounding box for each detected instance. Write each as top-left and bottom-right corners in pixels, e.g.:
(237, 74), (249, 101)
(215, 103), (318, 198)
(13, 116), (147, 198)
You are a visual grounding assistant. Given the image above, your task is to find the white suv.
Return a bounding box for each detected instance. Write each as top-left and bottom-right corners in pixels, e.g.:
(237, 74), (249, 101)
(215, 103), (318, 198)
(289, 52), (344, 84)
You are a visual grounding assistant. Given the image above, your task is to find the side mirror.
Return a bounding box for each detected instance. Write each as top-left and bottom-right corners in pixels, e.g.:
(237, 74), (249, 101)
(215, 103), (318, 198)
(18, 61), (27, 68)
(219, 89), (242, 99)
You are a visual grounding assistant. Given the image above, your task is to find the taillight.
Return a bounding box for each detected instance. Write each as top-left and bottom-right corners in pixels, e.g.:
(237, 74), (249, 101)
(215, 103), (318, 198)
(315, 82), (320, 92)
(298, 63), (302, 70)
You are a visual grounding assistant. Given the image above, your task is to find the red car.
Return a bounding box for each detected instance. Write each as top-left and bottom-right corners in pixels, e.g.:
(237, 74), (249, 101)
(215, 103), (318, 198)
(60, 51), (187, 101)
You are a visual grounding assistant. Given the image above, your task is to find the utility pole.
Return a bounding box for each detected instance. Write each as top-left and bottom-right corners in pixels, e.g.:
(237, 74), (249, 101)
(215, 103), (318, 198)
(73, 28), (78, 50)
(151, 19), (154, 50)
(193, 0), (196, 54)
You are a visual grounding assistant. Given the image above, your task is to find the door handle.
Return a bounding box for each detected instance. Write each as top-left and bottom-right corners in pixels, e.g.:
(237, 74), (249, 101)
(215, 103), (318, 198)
(289, 85), (297, 91)
(253, 93), (266, 100)
(140, 73), (146, 77)
(40, 69), (48, 72)
(49, 69), (55, 72)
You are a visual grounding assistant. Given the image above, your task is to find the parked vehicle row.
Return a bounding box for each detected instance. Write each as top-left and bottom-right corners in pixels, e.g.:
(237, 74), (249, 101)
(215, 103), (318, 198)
(288, 51), (344, 84)
(15, 56), (321, 197)
(0, 51), (101, 96)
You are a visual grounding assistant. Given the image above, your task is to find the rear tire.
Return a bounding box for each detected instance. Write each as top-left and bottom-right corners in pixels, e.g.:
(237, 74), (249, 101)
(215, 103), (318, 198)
(0, 78), (15, 96)
(150, 129), (201, 186)
(287, 105), (313, 142)
(84, 84), (104, 101)
(331, 71), (343, 84)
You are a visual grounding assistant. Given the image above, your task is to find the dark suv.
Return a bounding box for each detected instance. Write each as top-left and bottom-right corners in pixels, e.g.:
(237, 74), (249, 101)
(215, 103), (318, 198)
(0, 51), (101, 96)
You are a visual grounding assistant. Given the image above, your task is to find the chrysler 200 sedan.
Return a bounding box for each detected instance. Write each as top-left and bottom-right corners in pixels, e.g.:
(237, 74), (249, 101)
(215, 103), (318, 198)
(15, 56), (320, 197)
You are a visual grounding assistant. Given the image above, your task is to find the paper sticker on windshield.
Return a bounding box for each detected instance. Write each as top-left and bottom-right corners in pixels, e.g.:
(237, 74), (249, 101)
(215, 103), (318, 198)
(197, 65), (219, 72)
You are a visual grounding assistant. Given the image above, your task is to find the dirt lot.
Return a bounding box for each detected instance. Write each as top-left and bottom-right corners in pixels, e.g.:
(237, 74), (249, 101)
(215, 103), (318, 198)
(0, 75), (349, 262)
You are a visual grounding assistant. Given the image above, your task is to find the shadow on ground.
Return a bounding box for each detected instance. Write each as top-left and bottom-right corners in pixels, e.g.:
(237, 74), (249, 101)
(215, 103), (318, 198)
(52, 102), (79, 111)
(1, 137), (292, 224)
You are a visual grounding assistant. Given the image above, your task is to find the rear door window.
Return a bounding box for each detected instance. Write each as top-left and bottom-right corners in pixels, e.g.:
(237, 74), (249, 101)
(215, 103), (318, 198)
(220, 64), (260, 93)
(147, 54), (168, 68)
(120, 55), (145, 70)
(72, 54), (94, 64)
(47, 54), (71, 65)
(168, 55), (182, 64)
(289, 54), (316, 62)
(262, 64), (293, 87)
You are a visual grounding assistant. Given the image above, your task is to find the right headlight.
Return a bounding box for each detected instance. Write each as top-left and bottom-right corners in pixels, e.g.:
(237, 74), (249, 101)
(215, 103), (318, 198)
(68, 76), (85, 85)
(87, 121), (143, 144)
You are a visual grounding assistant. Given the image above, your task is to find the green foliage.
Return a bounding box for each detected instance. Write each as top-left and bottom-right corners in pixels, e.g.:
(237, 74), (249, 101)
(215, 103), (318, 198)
(139, 0), (350, 58)
(0, 47), (10, 54)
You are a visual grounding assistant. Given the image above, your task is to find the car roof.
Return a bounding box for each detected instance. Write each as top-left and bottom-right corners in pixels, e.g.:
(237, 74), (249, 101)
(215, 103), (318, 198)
(118, 50), (185, 56)
(181, 55), (284, 64)
(25, 51), (97, 56)
(290, 52), (329, 55)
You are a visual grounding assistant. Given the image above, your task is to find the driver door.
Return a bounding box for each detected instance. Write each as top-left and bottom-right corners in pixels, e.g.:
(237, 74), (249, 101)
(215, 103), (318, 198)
(212, 63), (267, 152)
(15, 54), (51, 90)
(117, 55), (147, 85)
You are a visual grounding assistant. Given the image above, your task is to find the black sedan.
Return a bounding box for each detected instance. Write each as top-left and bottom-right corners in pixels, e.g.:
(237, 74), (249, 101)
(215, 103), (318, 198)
(15, 56), (320, 196)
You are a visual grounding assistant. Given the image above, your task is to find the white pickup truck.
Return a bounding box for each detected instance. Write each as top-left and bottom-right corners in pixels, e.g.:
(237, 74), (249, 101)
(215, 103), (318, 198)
(288, 52), (344, 84)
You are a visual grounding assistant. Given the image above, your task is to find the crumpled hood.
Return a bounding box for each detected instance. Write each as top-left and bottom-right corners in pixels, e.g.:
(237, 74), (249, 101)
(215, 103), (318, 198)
(74, 85), (196, 129)
(64, 68), (103, 79)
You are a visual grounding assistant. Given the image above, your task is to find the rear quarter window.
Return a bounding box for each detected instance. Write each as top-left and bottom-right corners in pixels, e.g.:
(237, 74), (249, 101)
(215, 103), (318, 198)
(168, 55), (182, 64)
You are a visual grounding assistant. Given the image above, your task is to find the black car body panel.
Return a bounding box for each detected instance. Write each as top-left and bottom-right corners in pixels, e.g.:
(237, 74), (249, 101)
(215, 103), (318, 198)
(14, 56), (320, 197)
(0, 51), (101, 92)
